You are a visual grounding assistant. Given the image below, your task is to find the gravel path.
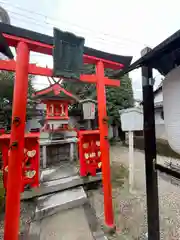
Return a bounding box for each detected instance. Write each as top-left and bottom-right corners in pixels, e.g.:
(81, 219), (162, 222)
(88, 144), (180, 240)
(0, 200), (36, 239)
(0, 144), (179, 239)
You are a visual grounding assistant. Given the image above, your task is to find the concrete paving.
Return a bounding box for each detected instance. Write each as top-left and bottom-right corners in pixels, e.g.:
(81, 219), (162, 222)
(40, 207), (94, 240)
(28, 202), (108, 240)
(28, 221), (41, 240)
(29, 203), (107, 240)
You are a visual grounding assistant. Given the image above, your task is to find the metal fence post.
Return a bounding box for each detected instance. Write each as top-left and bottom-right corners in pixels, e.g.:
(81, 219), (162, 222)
(141, 47), (160, 240)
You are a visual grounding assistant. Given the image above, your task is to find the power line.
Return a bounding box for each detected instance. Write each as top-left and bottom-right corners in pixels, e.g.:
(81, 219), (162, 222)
(8, 10), (50, 28)
(10, 14), (140, 52)
(9, 11), (142, 49)
(0, 3), (151, 79)
(0, 0), (54, 19)
(11, 15), (51, 30)
(0, 0), (150, 47)
(10, 16), (124, 48)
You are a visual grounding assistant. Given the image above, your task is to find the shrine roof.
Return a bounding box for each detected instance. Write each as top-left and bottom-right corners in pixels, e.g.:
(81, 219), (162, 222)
(33, 83), (79, 102)
(112, 29), (180, 77)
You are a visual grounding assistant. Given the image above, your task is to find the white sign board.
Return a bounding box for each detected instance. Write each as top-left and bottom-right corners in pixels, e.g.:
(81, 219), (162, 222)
(82, 102), (95, 120)
(119, 107), (143, 131)
(119, 107), (143, 193)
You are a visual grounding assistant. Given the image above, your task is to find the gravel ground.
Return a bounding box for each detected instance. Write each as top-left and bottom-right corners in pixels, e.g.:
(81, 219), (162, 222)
(0, 144), (180, 239)
(0, 200), (36, 239)
(88, 144), (180, 240)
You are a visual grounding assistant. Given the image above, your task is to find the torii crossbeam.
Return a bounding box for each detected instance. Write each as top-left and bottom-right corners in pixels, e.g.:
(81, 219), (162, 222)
(0, 23), (132, 240)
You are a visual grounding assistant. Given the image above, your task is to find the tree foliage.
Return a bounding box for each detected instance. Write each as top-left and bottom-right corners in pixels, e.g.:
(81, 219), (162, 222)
(0, 71), (36, 127)
(62, 64), (134, 123)
(0, 71), (35, 105)
(62, 64), (96, 100)
(106, 76), (133, 124)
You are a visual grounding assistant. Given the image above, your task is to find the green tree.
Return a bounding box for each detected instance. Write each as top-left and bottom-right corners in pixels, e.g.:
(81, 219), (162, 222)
(105, 74), (134, 125)
(0, 71), (36, 128)
(62, 64), (134, 124)
(62, 64), (96, 100)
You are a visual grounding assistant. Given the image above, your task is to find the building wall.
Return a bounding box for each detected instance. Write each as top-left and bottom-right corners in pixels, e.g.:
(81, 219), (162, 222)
(154, 91), (163, 103)
(155, 108), (166, 140)
(154, 90), (167, 140)
(155, 108), (164, 125)
(154, 107), (167, 140)
(26, 118), (41, 131)
(155, 123), (167, 140)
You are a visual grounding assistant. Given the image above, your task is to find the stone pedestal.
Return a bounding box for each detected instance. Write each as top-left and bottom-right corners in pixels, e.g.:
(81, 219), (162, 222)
(40, 138), (78, 168)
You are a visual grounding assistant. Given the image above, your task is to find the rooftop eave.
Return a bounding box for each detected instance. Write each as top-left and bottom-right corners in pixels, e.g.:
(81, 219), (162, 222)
(33, 83), (79, 102)
(112, 29), (180, 78)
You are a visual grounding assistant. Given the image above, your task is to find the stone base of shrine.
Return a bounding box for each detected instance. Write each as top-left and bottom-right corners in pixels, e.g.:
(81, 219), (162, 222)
(39, 137), (78, 168)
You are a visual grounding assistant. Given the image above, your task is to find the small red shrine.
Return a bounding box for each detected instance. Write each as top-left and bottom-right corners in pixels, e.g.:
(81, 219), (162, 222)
(33, 80), (78, 131)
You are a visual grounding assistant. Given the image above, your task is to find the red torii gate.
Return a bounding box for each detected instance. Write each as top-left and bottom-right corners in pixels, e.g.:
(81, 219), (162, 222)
(0, 23), (132, 240)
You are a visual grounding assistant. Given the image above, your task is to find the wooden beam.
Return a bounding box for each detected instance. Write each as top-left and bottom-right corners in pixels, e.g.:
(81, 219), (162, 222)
(0, 60), (120, 87)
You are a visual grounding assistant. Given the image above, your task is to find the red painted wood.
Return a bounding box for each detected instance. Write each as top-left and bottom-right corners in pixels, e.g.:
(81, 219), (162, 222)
(34, 83), (77, 99)
(42, 100), (70, 121)
(0, 61), (120, 87)
(42, 100), (72, 105)
(0, 132), (39, 139)
(78, 130), (100, 135)
(4, 42), (30, 240)
(96, 61), (114, 228)
(80, 74), (120, 86)
(2, 33), (124, 69)
(78, 130), (101, 176)
(0, 133), (40, 191)
(3, 33), (52, 55)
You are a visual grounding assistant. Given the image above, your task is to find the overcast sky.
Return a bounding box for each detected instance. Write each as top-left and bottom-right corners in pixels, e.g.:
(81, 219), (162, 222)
(1, 0), (180, 99)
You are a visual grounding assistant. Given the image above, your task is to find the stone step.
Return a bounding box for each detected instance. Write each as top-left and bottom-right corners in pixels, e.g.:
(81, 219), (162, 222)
(21, 172), (102, 200)
(34, 186), (87, 220)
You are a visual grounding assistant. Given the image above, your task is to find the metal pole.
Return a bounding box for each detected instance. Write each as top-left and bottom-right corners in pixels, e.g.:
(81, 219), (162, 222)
(141, 48), (160, 240)
(87, 120), (91, 130)
(4, 42), (29, 240)
(129, 131), (134, 193)
(96, 61), (114, 229)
